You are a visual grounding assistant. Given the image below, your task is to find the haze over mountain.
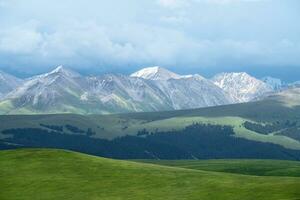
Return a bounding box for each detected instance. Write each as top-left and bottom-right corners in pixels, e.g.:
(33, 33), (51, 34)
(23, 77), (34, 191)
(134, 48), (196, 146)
(0, 65), (298, 114)
(267, 87), (300, 107)
(0, 71), (22, 100)
(261, 77), (284, 91)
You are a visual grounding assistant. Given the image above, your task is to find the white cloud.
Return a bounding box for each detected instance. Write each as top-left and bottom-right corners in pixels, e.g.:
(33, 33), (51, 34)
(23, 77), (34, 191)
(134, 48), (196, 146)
(0, 21), (43, 54)
(0, 0), (299, 76)
(0, 21), (195, 66)
(1, 19), (299, 70)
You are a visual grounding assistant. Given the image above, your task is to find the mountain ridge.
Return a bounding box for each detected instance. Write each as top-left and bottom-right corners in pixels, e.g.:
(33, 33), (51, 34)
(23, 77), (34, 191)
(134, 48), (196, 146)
(0, 65), (297, 114)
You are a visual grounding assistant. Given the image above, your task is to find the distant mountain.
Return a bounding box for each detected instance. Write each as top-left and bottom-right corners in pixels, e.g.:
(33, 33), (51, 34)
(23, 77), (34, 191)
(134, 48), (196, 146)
(0, 66), (280, 114)
(130, 66), (234, 108)
(5, 66), (87, 113)
(0, 71), (22, 99)
(212, 72), (273, 103)
(0, 66), (234, 114)
(152, 75), (233, 109)
(84, 74), (173, 112)
(261, 76), (283, 91)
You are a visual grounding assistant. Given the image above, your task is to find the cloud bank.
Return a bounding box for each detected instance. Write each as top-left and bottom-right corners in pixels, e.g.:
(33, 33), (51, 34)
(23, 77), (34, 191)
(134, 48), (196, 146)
(0, 0), (299, 80)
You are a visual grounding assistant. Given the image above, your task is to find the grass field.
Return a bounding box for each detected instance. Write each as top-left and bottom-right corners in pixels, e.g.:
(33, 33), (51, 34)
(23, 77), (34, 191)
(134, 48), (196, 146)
(1, 149), (300, 200)
(1, 113), (300, 150)
(1, 97), (300, 150)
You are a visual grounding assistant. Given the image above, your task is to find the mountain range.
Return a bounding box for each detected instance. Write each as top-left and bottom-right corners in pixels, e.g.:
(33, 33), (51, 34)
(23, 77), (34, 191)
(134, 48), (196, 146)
(0, 66), (300, 159)
(0, 65), (298, 114)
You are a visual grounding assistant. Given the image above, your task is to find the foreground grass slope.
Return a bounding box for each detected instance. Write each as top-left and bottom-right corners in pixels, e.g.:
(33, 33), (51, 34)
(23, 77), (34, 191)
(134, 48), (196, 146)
(1, 149), (300, 200)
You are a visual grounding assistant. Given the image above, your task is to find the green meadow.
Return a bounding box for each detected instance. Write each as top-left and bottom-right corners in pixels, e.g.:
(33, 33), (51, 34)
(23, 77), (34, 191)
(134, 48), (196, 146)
(1, 149), (300, 200)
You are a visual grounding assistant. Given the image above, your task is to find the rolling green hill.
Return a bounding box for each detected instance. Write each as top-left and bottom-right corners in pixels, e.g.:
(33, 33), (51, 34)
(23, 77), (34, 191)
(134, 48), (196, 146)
(1, 149), (300, 200)
(1, 99), (300, 146)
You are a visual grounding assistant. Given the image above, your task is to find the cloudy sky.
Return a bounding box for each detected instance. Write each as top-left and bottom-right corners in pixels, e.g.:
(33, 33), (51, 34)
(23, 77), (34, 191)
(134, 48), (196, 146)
(0, 0), (299, 81)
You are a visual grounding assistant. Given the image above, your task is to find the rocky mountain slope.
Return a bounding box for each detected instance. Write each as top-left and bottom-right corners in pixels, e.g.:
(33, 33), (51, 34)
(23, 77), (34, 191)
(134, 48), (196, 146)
(0, 66), (291, 114)
(212, 72), (273, 103)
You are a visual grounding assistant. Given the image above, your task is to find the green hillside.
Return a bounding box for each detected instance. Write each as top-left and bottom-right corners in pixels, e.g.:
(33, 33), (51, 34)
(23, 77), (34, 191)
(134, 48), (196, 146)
(1, 98), (300, 150)
(1, 149), (300, 200)
(1, 94), (300, 160)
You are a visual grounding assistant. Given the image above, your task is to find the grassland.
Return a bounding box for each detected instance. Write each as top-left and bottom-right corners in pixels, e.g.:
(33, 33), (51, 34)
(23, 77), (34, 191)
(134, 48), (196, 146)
(1, 98), (300, 149)
(1, 149), (300, 200)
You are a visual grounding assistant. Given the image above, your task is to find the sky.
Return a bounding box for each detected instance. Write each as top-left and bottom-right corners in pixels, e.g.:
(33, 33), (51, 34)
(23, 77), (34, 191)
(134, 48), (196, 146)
(0, 0), (299, 81)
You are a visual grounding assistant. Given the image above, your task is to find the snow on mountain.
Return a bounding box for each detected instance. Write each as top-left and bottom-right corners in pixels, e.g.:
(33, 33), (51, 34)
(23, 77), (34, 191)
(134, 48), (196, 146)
(6, 66), (86, 111)
(0, 66), (277, 114)
(131, 67), (208, 81)
(4, 66), (174, 113)
(130, 67), (233, 109)
(180, 74), (205, 80)
(40, 65), (81, 78)
(84, 73), (232, 112)
(212, 72), (273, 103)
(85, 74), (172, 112)
(261, 76), (283, 90)
(130, 66), (181, 80)
(154, 75), (233, 109)
(0, 70), (22, 99)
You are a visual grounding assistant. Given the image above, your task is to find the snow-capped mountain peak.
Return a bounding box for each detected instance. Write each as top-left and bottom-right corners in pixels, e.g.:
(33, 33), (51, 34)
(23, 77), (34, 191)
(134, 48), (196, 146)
(130, 66), (181, 80)
(51, 65), (65, 73)
(212, 72), (256, 88)
(44, 65), (81, 78)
